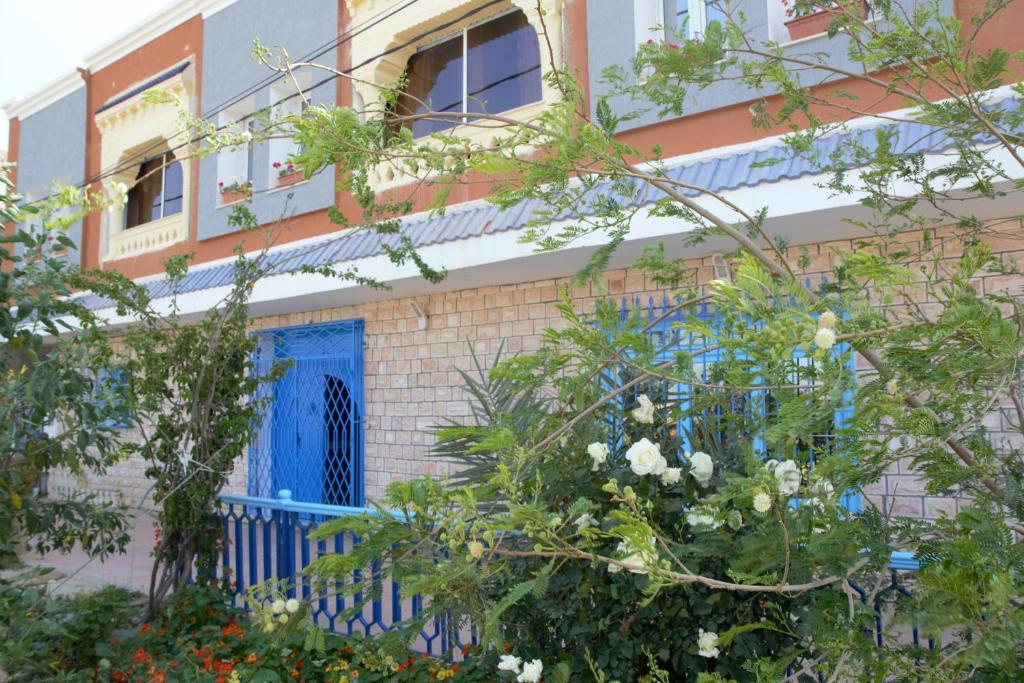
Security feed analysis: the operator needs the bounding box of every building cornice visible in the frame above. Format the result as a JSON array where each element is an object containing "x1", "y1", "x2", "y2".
[
  {"x1": 198, "y1": 0, "x2": 238, "y2": 18},
  {"x1": 85, "y1": 1, "x2": 204, "y2": 72},
  {"x1": 2, "y1": 70, "x2": 85, "y2": 122}
]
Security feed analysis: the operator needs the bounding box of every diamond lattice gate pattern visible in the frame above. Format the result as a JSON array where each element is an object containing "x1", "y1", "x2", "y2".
[{"x1": 249, "y1": 320, "x2": 365, "y2": 506}]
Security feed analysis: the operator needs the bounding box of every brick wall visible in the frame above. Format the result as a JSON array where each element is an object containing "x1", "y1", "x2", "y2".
[{"x1": 53, "y1": 219, "x2": 1024, "y2": 521}]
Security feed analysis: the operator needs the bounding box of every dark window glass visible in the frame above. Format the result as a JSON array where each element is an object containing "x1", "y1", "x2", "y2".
[
  {"x1": 126, "y1": 156, "x2": 164, "y2": 229},
  {"x1": 675, "y1": 0, "x2": 690, "y2": 28},
  {"x1": 395, "y1": 35, "x2": 463, "y2": 138},
  {"x1": 394, "y1": 10, "x2": 542, "y2": 138},
  {"x1": 124, "y1": 151, "x2": 182, "y2": 228},
  {"x1": 162, "y1": 155, "x2": 184, "y2": 217},
  {"x1": 466, "y1": 11, "x2": 541, "y2": 116},
  {"x1": 704, "y1": 1, "x2": 726, "y2": 28}
]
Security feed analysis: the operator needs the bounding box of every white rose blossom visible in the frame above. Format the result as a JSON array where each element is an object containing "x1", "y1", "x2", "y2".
[
  {"x1": 574, "y1": 512, "x2": 598, "y2": 529},
  {"x1": 753, "y1": 491, "x2": 773, "y2": 514},
  {"x1": 271, "y1": 599, "x2": 286, "y2": 614},
  {"x1": 661, "y1": 467, "x2": 682, "y2": 485},
  {"x1": 608, "y1": 539, "x2": 655, "y2": 575},
  {"x1": 814, "y1": 326, "x2": 837, "y2": 350},
  {"x1": 688, "y1": 451, "x2": 714, "y2": 486},
  {"x1": 587, "y1": 442, "x2": 609, "y2": 470},
  {"x1": 686, "y1": 509, "x2": 722, "y2": 529},
  {"x1": 517, "y1": 659, "x2": 544, "y2": 683},
  {"x1": 285, "y1": 598, "x2": 300, "y2": 614},
  {"x1": 810, "y1": 479, "x2": 834, "y2": 497},
  {"x1": 774, "y1": 460, "x2": 802, "y2": 497},
  {"x1": 626, "y1": 438, "x2": 667, "y2": 476},
  {"x1": 631, "y1": 393, "x2": 655, "y2": 424},
  {"x1": 698, "y1": 629, "x2": 720, "y2": 658},
  {"x1": 497, "y1": 654, "x2": 522, "y2": 672}
]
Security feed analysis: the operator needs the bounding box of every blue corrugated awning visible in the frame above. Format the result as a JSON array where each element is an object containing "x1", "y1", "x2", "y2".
[
  {"x1": 79, "y1": 109, "x2": 1007, "y2": 312},
  {"x1": 96, "y1": 61, "x2": 190, "y2": 114}
]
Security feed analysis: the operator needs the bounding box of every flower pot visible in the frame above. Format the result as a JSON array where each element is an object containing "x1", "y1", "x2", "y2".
[
  {"x1": 220, "y1": 188, "x2": 249, "y2": 204},
  {"x1": 277, "y1": 170, "x2": 303, "y2": 188},
  {"x1": 785, "y1": 2, "x2": 867, "y2": 41}
]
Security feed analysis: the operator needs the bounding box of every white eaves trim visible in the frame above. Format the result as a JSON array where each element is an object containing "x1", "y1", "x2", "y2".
[
  {"x1": 86, "y1": 1, "x2": 205, "y2": 72},
  {"x1": 198, "y1": 0, "x2": 239, "y2": 18},
  {"x1": 3, "y1": 70, "x2": 85, "y2": 122}
]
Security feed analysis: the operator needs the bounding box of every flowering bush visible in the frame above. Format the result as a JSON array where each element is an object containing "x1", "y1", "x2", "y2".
[
  {"x1": 272, "y1": 161, "x2": 298, "y2": 178},
  {"x1": 218, "y1": 180, "x2": 252, "y2": 196},
  {"x1": 98, "y1": 583, "x2": 500, "y2": 682}
]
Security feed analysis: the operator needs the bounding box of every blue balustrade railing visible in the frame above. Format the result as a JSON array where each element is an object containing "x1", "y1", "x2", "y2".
[
  {"x1": 217, "y1": 494, "x2": 926, "y2": 662},
  {"x1": 217, "y1": 489, "x2": 473, "y2": 657}
]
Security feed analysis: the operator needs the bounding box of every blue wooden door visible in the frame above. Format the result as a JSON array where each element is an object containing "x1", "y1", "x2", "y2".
[{"x1": 252, "y1": 320, "x2": 364, "y2": 507}]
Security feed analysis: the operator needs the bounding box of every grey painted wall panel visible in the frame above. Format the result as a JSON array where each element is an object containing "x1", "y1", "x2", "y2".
[
  {"x1": 15, "y1": 86, "x2": 87, "y2": 261},
  {"x1": 197, "y1": 0, "x2": 338, "y2": 241},
  {"x1": 588, "y1": 0, "x2": 953, "y2": 133}
]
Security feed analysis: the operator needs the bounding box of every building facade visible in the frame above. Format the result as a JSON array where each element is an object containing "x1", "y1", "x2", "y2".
[{"x1": 5, "y1": 0, "x2": 1024, "y2": 519}]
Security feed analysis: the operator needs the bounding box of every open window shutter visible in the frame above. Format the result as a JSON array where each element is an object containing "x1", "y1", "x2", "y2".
[{"x1": 634, "y1": 0, "x2": 665, "y2": 47}]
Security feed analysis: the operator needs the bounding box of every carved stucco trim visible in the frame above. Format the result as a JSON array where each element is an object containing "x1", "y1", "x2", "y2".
[
  {"x1": 96, "y1": 66, "x2": 197, "y2": 261},
  {"x1": 347, "y1": 0, "x2": 563, "y2": 191},
  {"x1": 347, "y1": 0, "x2": 563, "y2": 122}
]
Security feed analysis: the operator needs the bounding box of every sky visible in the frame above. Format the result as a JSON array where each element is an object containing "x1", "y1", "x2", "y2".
[{"x1": 0, "y1": 0, "x2": 172, "y2": 152}]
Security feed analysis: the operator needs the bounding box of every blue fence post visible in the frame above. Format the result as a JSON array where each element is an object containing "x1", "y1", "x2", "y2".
[{"x1": 276, "y1": 489, "x2": 296, "y2": 597}]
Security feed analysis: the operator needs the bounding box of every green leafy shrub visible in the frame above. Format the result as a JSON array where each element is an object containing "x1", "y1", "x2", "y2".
[
  {"x1": 97, "y1": 583, "x2": 500, "y2": 682},
  {"x1": 0, "y1": 577, "x2": 141, "y2": 680}
]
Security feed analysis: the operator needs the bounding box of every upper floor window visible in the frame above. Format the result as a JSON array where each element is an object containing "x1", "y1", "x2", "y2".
[
  {"x1": 216, "y1": 98, "x2": 255, "y2": 203},
  {"x1": 394, "y1": 9, "x2": 542, "y2": 138},
  {"x1": 671, "y1": 0, "x2": 726, "y2": 38},
  {"x1": 634, "y1": 0, "x2": 725, "y2": 45},
  {"x1": 125, "y1": 151, "x2": 183, "y2": 229}
]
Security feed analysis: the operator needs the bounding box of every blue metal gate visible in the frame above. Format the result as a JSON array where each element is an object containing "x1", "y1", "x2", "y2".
[
  {"x1": 609, "y1": 293, "x2": 859, "y2": 512},
  {"x1": 249, "y1": 319, "x2": 365, "y2": 506}
]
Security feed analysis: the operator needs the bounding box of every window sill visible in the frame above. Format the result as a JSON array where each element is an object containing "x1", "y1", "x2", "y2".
[
  {"x1": 105, "y1": 213, "x2": 187, "y2": 261},
  {"x1": 371, "y1": 98, "x2": 546, "y2": 192},
  {"x1": 267, "y1": 179, "x2": 310, "y2": 194}
]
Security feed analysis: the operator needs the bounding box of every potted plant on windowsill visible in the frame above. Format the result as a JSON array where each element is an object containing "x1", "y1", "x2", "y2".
[
  {"x1": 219, "y1": 180, "x2": 252, "y2": 204},
  {"x1": 274, "y1": 161, "x2": 303, "y2": 188},
  {"x1": 783, "y1": 0, "x2": 868, "y2": 42}
]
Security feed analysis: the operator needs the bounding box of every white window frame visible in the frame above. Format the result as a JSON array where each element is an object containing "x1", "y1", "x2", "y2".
[
  {"x1": 267, "y1": 74, "x2": 310, "y2": 189},
  {"x1": 634, "y1": 0, "x2": 719, "y2": 47},
  {"x1": 215, "y1": 96, "x2": 255, "y2": 203},
  {"x1": 407, "y1": 8, "x2": 543, "y2": 134}
]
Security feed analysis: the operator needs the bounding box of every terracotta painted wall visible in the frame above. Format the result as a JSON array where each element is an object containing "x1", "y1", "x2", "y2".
[{"x1": 81, "y1": 15, "x2": 205, "y2": 273}]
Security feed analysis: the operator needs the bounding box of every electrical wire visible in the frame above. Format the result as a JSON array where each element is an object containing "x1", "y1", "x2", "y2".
[{"x1": 21, "y1": 0, "x2": 422, "y2": 205}]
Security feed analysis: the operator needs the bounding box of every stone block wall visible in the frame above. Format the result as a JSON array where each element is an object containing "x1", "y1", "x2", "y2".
[{"x1": 52, "y1": 218, "x2": 1024, "y2": 523}]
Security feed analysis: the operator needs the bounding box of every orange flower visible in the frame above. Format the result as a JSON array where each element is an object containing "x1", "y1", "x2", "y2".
[
  {"x1": 139, "y1": 623, "x2": 152, "y2": 635},
  {"x1": 246, "y1": 653, "x2": 259, "y2": 664},
  {"x1": 133, "y1": 648, "x2": 152, "y2": 665},
  {"x1": 460, "y1": 644, "x2": 471, "y2": 659},
  {"x1": 221, "y1": 622, "x2": 245, "y2": 638}
]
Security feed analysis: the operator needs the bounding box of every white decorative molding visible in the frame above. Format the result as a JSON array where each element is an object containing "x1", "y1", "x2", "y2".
[
  {"x1": 107, "y1": 213, "x2": 189, "y2": 260},
  {"x1": 3, "y1": 70, "x2": 85, "y2": 122},
  {"x1": 95, "y1": 76, "x2": 194, "y2": 135},
  {"x1": 198, "y1": 0, "x2": 239, "y2": 18},
  {"x1": 85, "y1": 1, "x2": 203, "y2": 72},
  {"x1": 348, "y1": 0, "x2": 564, "y2": 191},
  {"x1": 98, "y1": 65, "x2": 196, "y2": 262}
]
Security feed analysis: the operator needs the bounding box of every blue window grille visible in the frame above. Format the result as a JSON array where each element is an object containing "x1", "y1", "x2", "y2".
[
  {"x1": 249, "y1": 319, "x2": 365, "y2": 507},
  {"x1": 95, "y1": 366, "x2": 133, "y2": 429},
  {"x1": 610, "y1": 294, "x2": 860, "y2": 512}
]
